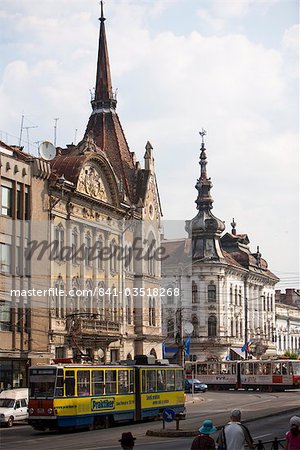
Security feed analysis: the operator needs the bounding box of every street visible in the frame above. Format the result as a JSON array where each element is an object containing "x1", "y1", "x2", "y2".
[{"x1": 1, "y1": 390, "x2": 299, "y2": 450}]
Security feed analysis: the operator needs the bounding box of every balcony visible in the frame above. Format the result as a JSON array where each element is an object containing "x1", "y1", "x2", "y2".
[{"x1": 77, "y1": 317, "x2": 120, "y2": 335}]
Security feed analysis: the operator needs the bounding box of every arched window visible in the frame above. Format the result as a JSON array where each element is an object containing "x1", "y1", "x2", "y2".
[
  {"x1": 97, "y1": 235, "x2": 104, "y2": 270},
  {"x1": 111, "y1": 284, "x2": 118, "y2": 321},
  {"x1": 110, "y1": 239, "x2": 117, "y2": 273},
  {"x1": 208, "y1": 315, "x2": 217, "y2": 337},
  {"x1": 236, "y1": 320, "x2": 239, "y2": 338},
  {"x1": 234, "y1": 286, "x2": 238, "y2": 305},
  {"x1": 231, "y1": 319, "x2": 234, "y2": 337},
  {"x1": 72, "y1": 228, "x2": 78, "y2": 264},
  {"x1": 147, "y1": 232, "x2": 155, "y2": 276},
  {"x1": 96, "y1": 281, "x2": 105, "y2": 320},
  {"x1": 238, "y1": 287, "x2": 242, "y2": 306},
  {"x1": 192, "y1": 315, "x2": 199, "y2": 337},
  {"x1": 86, "y1": 279, "x2": 93, "y2": 312},
  {"x1": 150, "y1": 348, "x2": 157, "y2": 358},
  {"x1": 230, "y1": 285, "x2": 233, "y2": 304},
  {"x1": 148, "y1": 297, "x2": 156, "y2": 326},
  {"x1": 192, "y1": 281, "x2": 198, "y2": 304},
  {"x1": 85, "y1": 233, "x2": 91, "y2": 266},
  {"x1": 55, "y1": 276, "x2": 64, "y2": 318},
  {"x1": 126, "y1": 295, "x2": 132, "y2": 324},
  {"x1": 55, "y1": 224, "x2": 65, "y2": 261},
  {"x1": 208, "y1": 281, "x2": 216, "y2": 302}
]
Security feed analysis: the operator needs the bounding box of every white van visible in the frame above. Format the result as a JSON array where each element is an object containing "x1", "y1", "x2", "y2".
[{"x1": 0, "y1": 388, "x2": 29, "y2": 427}]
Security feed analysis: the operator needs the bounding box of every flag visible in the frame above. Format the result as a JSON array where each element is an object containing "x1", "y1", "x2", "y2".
[
  {"x1": 184, "y1": 336, "x2": 191, "y2": 357},
  {"x1": 242, "y1": 341, "x2": 252, "y2": 352},
  {"x1": 162, "y1": 341, "x2": 166, "y2": 358}
]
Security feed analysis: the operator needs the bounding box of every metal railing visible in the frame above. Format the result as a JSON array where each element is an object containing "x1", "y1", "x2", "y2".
[{"x1": 254, "y1": 437, "x2": 285, "y2": 449}]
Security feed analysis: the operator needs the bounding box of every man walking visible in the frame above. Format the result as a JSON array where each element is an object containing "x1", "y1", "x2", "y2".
[{"x1": 217, "y1": 409, "x2": 254, "y2": 450}]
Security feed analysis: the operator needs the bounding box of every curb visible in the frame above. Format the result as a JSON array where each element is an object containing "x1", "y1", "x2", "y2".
[{"x1": 146, "y1": 406, "x2": 300, "y2": 438}]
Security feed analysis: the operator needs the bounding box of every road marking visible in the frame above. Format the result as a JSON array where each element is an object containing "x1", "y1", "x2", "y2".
[{"x1": 82, "y1": 439, "x2": 184, "y2": 450}]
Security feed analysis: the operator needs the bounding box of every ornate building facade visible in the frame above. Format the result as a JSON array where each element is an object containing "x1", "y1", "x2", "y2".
[
  {"x1": 162, "y1": 135, "x2": 279, "y2": 362},
  {"x1": 47, "y1": 7, "x2": 162, "y2": 362}
]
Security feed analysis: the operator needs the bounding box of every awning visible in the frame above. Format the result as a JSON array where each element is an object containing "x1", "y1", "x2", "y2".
[{"x1": 230, "y1": 347, "x2": 245, "y2": 360}]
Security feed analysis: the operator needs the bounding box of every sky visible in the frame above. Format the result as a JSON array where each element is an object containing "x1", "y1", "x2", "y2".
[{"x1": 0, "y1": 0, "x2": 299, "y2": 289}]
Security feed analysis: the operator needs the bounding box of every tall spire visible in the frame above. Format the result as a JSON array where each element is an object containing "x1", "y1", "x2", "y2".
[
  {"x1": 92, "y1": 1, "x2": 117, "y2": 111},
  {"x1": 195, "y1": 129, "x2": 214, "y2": 211}
]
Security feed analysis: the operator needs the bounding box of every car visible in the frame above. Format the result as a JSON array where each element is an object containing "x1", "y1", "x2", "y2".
[
  {"x1": 185, "y1": 378, "x2": 208, "y2": 393},
  {"x1": 0, "y1": 388, "x2": 29, "y2": 427}
]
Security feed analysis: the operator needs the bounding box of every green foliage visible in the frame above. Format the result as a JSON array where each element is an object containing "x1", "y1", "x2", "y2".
[{"x1": 283, "y1": 351, "x2": 298, "y2": 359}]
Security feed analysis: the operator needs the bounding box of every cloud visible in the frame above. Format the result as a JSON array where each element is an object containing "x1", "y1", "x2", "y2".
[
  {"x1": 0, "y1": 0, "x2": 298, "y2": 284},
  {"x1": 282, "y1": 24, "x2": 299, "y2": 52}
]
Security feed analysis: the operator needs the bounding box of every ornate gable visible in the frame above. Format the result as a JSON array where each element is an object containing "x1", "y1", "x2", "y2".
[{"x1": 77, "y1": 163, "x2": 109, "y2": 202}]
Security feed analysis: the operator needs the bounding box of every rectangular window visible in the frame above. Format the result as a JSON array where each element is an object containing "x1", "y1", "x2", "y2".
[
  {"x1": 146, "y1": 370, "x2": 157, "y2": 393},
  {"x1": 157, "y1": 370, "x2": 166, "y2": 391},
  {"x1": 65, "y1": 370, "x2": 75, "y2": 397},
  {"x1": 1, "y1": 183, "x2": 13, "y2": 217},
  {"x1": 118, "y1": 370, "x2": 130, "y2": 394},
  {"x1": 92, "y1": 370, "x2": 104, "y2": 395},
  {"x1": 0, "y1": 243, "x2": 11, "y2": 274},
  {"x1": 166, "y1": 370, "x2": 175, "y2": 391},
  {"x1": 105, "y1": 370, "x2": 117, "y2": 394},
  {"x1": 0, "y1": 301, "x2": 12, "y2": 331},
  {"x1": 175, "y1": 370, "x2": 184, "y2": 391},
  {"x1": 17, "y1": 185, "x2": 22, "y2": 220},
  {"x1": 77, "y1": 370, "x2": 90, "y2": 396},
  {"x1": 55, "y1": 368, "x2": 64, "y2": 397},
  {"x1": 24, "y1": 186, "x2": 30, "y2": 220}
]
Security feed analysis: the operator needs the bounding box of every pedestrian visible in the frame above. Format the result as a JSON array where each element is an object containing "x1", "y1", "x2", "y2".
[
  {"x1": 217, "y1": 409, "x2": 254, "y2": 450},
  {"x1": 285, "y1": 416, "x2": 300, "y2": 450},
  {"x1": 191, "y1": 419, "x2": 217, "y2": 450},
  {"x1": 119, "y1": 432, "x2": 136, "y2": 450}
]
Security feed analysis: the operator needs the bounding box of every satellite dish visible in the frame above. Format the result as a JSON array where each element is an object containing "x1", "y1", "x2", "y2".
[
  {"x1": 184, "y1": 322, "x2": 194, "y2": 336},
  {"x1": 38, "y1": 141, "x2": 56, "y2": 160}
]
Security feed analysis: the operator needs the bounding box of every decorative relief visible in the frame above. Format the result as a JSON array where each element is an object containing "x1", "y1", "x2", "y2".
[{"x1": 78, "y1": 164, "x2": 107, "y2": 201}]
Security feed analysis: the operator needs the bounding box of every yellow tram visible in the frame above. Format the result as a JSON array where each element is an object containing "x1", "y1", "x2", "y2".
[{"x1": 28, "y1": 356, "x2": 185, "y2": 431}]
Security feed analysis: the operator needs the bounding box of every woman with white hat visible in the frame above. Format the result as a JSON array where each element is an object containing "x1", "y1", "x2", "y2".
[
  {"x1": 285, "y1": 416, "x2": 300, "y2": 449},
  {"x1": 191, "y1": 419, "x2": 217, "y2": 450}
]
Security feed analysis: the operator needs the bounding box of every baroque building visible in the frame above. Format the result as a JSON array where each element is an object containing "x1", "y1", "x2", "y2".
[
  {"x1": 275, "y1": 289, "x2": 300, "y2": 355},
  {"x1": 162, "y1": 135, "x2": 279, "y2": 362}
]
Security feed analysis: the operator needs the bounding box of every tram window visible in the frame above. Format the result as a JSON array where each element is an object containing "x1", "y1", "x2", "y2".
[
  {"x1": 272, "y1": 364, "x2": 281, "y2": 375},
  {"x1": 175, "y1": 370, "x2": 183, "y2": 390},
  {"x1": 208, "y1": 363, "x2": 219, "y2": 375},
  {"x1": 92, "y1": 370, "x2": 104, "y2": 395},
  {"x1": 166, "y1": 370, "x2": 175, "y2": 391},
  {"x1": 157, "y1": 370, "x2": 166, "y2": 391},
  {"x1": 221, "y1": 364, "x2": 229, "y2": 374},
  {"x1": 198, "y1": 364, "x2": 208, "y2": 375},
  {"x1": 129, "y1": 370, "x2": 134, "y2": 393},
  {"x1": 146, "y1": 370, "x2": 157, "y2": 393},
  {"x1": 244, "y1": 363, "x2": 253, "y2": 375},
  {"x1": 118, "y1": 370, "x2": 129, "y2": 394},
  {"x1": 77, "y1": 370, "x2": 90, "y2": 396},
  {"x1": 292, "y1": 362, "x2": 300, "y2": 376},
  {"x1": 55, "y1": 369, "x2": 64, "y2": 397},
  {"x1": 232, "y1": 364, "x2": 236, "y2": 375},
  {"x1": 65, "y1": 370, "x2": 75, "y2": 397},
  {"x1": 105, "y1": 370, "x2": 117, "y2": 394},
  {"x1": 254, "y1": 363, "x2": 263, "y2": 375}
]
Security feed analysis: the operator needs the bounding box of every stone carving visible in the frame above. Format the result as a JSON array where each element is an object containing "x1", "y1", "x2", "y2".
[{"x1": 78, "y1": 164, "x2": 107, "y2": 201}]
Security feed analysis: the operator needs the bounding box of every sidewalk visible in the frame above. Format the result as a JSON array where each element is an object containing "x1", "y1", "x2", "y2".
[{"x1": 146, "y1": 395, "x2": 300, "y2": 437}]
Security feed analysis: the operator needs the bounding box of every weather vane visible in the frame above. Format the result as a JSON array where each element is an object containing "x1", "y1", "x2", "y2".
[{"x1": 199, "y1": 128, "x2": 207, "y2": 144}]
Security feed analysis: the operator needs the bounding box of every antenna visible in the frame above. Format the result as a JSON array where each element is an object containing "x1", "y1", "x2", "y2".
[
  {"x1": 23, "y1": 125, "x2": 38, "y2": 152},
  {"x1": 54, "y1": 118, "x2": 59, "y2": 146},
  {"x1": 38, "y1": 141, "x2": 56, "y2": 160},
  {"x1": 19, "y1": 114, "x2": 24, "y2": 147}
]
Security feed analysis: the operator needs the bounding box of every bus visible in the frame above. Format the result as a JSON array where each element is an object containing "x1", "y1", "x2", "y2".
[
  {"x1": 185, "y1": 359, "x2": 300, "y2": 391},
  {"x1": 28, "y1": 356, "x2": 185, "y2": 431}
]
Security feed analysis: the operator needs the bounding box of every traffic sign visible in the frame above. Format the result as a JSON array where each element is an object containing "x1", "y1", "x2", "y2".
[{"x1": 162, "y1": 408, "x2": 176, "y2": 423}]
